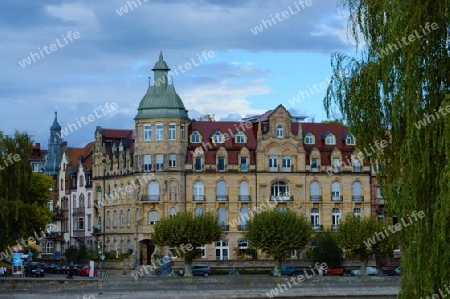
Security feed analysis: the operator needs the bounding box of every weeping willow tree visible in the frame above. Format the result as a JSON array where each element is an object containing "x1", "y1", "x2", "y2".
[
  {"x1": 324, "y1": 0, "x2": 449, "y2": 297},
  {"x1": 0, "y1": 131, "x2": 52, "y2": 257}
]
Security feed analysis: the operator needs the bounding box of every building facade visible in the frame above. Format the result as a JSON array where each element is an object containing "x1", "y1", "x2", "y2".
[{"x1": 91, "y1": 53, "x2": 373, "y2": 266}]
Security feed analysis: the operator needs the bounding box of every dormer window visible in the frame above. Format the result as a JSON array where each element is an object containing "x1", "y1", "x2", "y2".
[
  {"x1": 235, "y1": 132, "x2": 246, "y2": 143},
  {"x1": 304, "y1": 133, "x2": 315, "y2": 145},
  {"x1": 325, "y1": 134, "x2": 336, "y2": 145},
  {"x1": 346, "y1": 135, "x2": 355, "y2": 145},
  {"x1": 213, "y1": 131, "x2": 224, "y2": 144},
  {"x1": 191, "y1": 131, "x2": 201, "y2": 143},
  {"x1": 277, "y1": 125, "x2": 283, "y2": 138}
]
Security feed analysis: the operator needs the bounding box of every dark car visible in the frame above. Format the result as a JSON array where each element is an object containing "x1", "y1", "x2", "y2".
[
  {"x1": 323, "y1": 266, "x2": 346, "y2": 276},
  {"x1": 270, "y1": 266, "x2": 296, "y2": 276},
  {"x1": 27, "y1": 263, "x2": 44, "y2": 277},
  {"x1": 191, "y1": 264, "x2": 211, "y2": 277},
  {"x1": 47, "y1": 264, "x2": 61, "y2": 274},
  {"x1": 384, "y1": 266, "x2": 401, "y2": 276}
]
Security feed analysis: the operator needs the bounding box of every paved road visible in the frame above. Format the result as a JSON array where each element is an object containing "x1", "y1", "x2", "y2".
[{"x1": 0, "y1": 274, "x2": 400, "y2": 299}]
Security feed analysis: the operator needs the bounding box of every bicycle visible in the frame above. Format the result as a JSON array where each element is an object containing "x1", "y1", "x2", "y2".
[
  {"x1": 228, "y1": 267, "x2": 240, "y2": 276},
  {"x1": 96, "y1": 270, "x2": 110, "y2": 279}
]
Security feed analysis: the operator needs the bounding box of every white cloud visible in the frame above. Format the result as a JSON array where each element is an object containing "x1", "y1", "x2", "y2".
[{"x1": 43, "y1": 3, "x2": 98, "y2": 26}]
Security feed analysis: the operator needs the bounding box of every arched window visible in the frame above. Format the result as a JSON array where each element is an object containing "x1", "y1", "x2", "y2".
[
  {"x1": 310, "y1": 181, "x2": 321, "y2": 200},
  {"x1": 325, "y1": 133, "x2": 336, "y2": 145},
  {"x1": 194, "y1": 207, "x2": 203, "y2": 216},
  {"x1": 304, "y1": 133, "x2": 315, "y2": 144},
  {"x1": 193, "y1": 181, "x2": 204, "y2": 200},
  {"x1": 217, "y1": 208, "x2": 228, "y2": 230},
  {"x1": 148, "y1": 210, "x2": 160, "y2": 224},
  {"x1": 332, "y1": 208, "x2": 340, "y2": 229},
  {"x1": 270, "y1": 181, "x2": 290, "y2": 201},
  {"x1": 311, "y1": 208, "x2": 320, "y2": 229},
  {"x1": 213, "y1": 131, "x2": 223, "y2": 144},
  {"x1": 216, "y1": 181, "x2": 227, "y2": 200},
  {"x1": 352, "y1": 181, "x2": 362, "y2": 201},
  {"x1": 120, "y1": 210, "x2": 124, "y2": 226},
  {"x1": 353, "y1": 207, "x2": 362, "y2": 217},
  {"x1": 148, "y1": 181, "x2": 160, "y2": 201},
  {"x1": 235, "y1": 132, "x2": 246, "y2": 143},
  {"x1": 106, "y1": 211, "x2": 111, "y2": 227},
  {"x1": 113, "y1": 211, "x2": 118, "y2": 227},
  {"x1": 191, "y1": 131, "x2": 201, "y2": 143},
  {"x1": 46, "y1": 241, "x2": 54, "y2": 254},
  {"x1": 239, "y1": 208, "x2": 250, "y2": 230},
  {"x1": 277, "y1": 125, "x2": 283, "y2": 138},
  {"x1": 170, "y1": 207, "x2": 177, "y2": 217},
  {"x1": 79, "y1": 194, "x2": 85, "y2": 208},
  {"x1": 238, "y1": 239, "x2": 249, "y2": 257},
  {"x1": 331, "y1": 182, "x2": 340, "y2": 201},
  {"x1": 239, "y1": 181, "x2": 250, "y2": 201},
  {"x1": 353, "y1": 158, "x2": 361, "y2": 172},
  {"x1": 215, "y1": 239, "x2": 229, "y2": 260}
]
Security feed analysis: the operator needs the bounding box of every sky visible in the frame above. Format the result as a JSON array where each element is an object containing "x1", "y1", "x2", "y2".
[{"x1": 0, "y1": 0, "x2": 357, "y2": 148}]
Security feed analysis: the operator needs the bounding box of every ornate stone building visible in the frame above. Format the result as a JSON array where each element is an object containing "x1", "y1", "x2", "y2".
[{"x1": 92, "y1": 53, "x2": 373, "y2": 266}]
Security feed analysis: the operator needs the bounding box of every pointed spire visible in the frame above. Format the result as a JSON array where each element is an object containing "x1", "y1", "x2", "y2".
[
  {"x1": 51, "y1": 111, "x2": 61, "y2": 132},
  {"x1": 159, "y1": 51, "x2": 163, "y2": 61}
]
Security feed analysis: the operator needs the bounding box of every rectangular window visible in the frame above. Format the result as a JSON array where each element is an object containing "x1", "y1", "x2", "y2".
[
  {"x1": 156, "y1": 154, "x2": 164, "y2": 171},
  {"x1": 144, "y1": 154, "x2": 152, "y2": 171},
  {"x1": 269, "y1": 155, "x2": 278, "y2": 171},
  {"x1": 127, "y1": 209, "x2": 131, "y2": 226},
  {"x1": 87, "y1": 215, "x2": 91, "y2": 231},
  {"x1": 311, "y1": 158, "x2": 319, "y2": 171},
  {"x1": 236, "y1": 133, "x2": 245, "y2": 143},
  {"x1": 197, "y1": 244, "x2": 206, "y2": 258},
  {"x1": 333, "y1": 158, "x2": 340, "y2": 172},
  {"x1": 156, "y1": 123, "x2": 164, "y2": 140},
  {"x1": 181, "y1": 124, "x2": 185, "y2": 140},
  {"x1": 195, "y1": 157, "x2": 202, "y2": 171},
  {"x1": 169, "y1": 154, "x2": 176, "y2": 168},
  {"x1": 282, "y1": 156, "x2": 291, "y2": 171},
  {"x1": 144, "y1": 125, "x2": 152, "y2": 141},
  {"x1": 78, "y1": 217, "x2": 84, "y2": 230},
  {"x1": 169, "y1": 123, "x2": 176, "y2": 140},
  {"x1": 277, "y1": 125, "x2": 283, "y2": 138},
  {"x1": 240, "y1": 157, "x2": 248, "y2": 172},
  {"x1": 217, "y1": 157, "x2": 225, "y2": 172}
]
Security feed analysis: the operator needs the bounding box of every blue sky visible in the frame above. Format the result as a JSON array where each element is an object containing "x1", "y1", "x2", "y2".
[{"x1": 0, "y1": 0, "x2": 355, "y2": 147}]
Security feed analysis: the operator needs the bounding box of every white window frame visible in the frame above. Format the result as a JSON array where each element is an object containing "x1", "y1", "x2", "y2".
[
  {"x1": 144, "y1": 154, "x2": 152, "y2": 171},
  {"x1": 304, "y1": 134, "x2": 315, "y2": 144},
  {"x1": 235, "y1": 132, "x2": 246, "y2": 143},
  {"x1": 346, "y1": 135, "x2": 355, "y2": 145},
  {"x1": 326, "y1": 134, "x2": 336, "y2": 145},
  {"x1": 144, "y1": 124, "x2": 152, "y2": 141},
  {"x1": 269, "y1": 155, "x2": 278, "y2": 171},
  {"x1": 311, "y1": 208, "x2": 320, "y2": 227},
  {"x1": 181, "y1": 124, "x2": 185, "y2": 140},
  {"x1": 156, "y1": 154, "x2": 163, "y2": 171},
  {"x1": 191, "y1": 131, "x2": 200, "y2": 143},
  {"x1": 276, "y1": 125, "x2": 283, "y2": 138},
  {"x1": 332, "y1": 208, "x2": 340, "y2": 228},
  {"x1": 214, "y1": 132, "x2": 223, "y2": 144},
  {"x1": 156, "y1": 123, "x2": 164, "y2": 141},
  {"x1": 168, "y1": 123, "x2": 176, "y2": 140},
  {"x1": 282, "y1": 155, "x2": 291, "y2": 171},
  {"x1": 169, "y1": 154, "x2": 176, "y2": 168}
]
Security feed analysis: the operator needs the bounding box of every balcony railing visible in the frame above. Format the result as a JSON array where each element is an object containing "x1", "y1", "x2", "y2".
[
  {"x1": 220, "y1": 224, "x2": 230, "y2": 231},
  {"x1": 45, "y1": 231, "x2": 65, "y2": 240},
  {"x1": 352, "y1": 195, "x2": 364, "y2": 201},
  {"x1": 216, "y1": 195, "x2": 228, "y2": 201},
  {"x1": 270, "y1": 195, "x2": 294, "y2": 201},
  {"x1": 282, "y1": 166, "x2": 291, "y2": 172},
  {"x1": 141, "y1": 195, "x2": 160, "y2": 201},
  {"x1": 269, "y1": 166, "x2": 278, "y2": 172},
  {"x1": 193, "y1": 195, "x2": 205, "y2": 201},
  {"x1": 310, "y1": 195, "x2": 322, "y2": 201},
  {"x1": 238, "y1": 225, "x2": 247, "y2": 231},
  {"x1": 92, "y1": 227, "x2": 101, "y2": 234},
  {"x1": 239, "y1": 195, "x2": 251, "y2": 201},
  {"x1": 331, "y1": 195, "x2": 342, "y2": 202},
  {"x1": 311, "y1": 224, "x2": 323, "y2": 231},
  {"x1": 377, "y1": 197, "x2": 385, "y2": 205}
]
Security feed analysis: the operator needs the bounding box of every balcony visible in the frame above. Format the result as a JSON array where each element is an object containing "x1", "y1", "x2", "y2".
[
  {"x1": 270, "y1": 195, "x2": 293, "y2": 201},
  {"x1": 239, "y1": 195, "x2": 251, "y2": 201},
  {"x1": 141, "y1": 195, "x2": 160, "y2": 201},
  {"x1": 310, "y1": 195, "x2": 322, "y2": 201},
  {"x1": 311, "y1": 225, "x2": 323, "y2": 231},
  {"x1": 269, "y1": 166, "x2": 278, "y2": 172},
  {"x1": 282, "y1": 166, "x2": 291, "y2": 172},
  {"x1": 240, "y1": 164, "x2": 248, "y2": 172},
  {"x1": 45, "y1": 231, "x2": 65, "y2": 241},
  {"x1": 193, "y1": 195, "x2": 205, "y2": 201},
  {"x1": 92, "y1": 227, "x2": 101, "y2": 234},
  {"x1": 331, "y1": 195, "x2": 342, "y2": 202},
  {"x1": 238, "y1": 225, "x2": 247, "y2": 231},
  {"x1": 216, "y1": 195, "x2": 228, "y2": 201},
  {"x1": 377, "y1": 197, "x2": 385, "y2": 205},
  {"x1": 73, "y1": 207, "x2": 85, "y2": 215},
  {"x1": 220, "y1": 224, "x2": 230, "y2": 231},
  {"x1": 311, "y1": 166, "x2": 320, "y2": 172},
  {"x1": 352, "y1": 195, "x2": 364, "y2": 202},
  {"x1": 53, "y1": 209, "x2": 65, "y2": 220}
]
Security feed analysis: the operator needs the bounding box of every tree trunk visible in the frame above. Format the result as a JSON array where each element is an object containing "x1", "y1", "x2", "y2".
[
  {"x1": 274, "y1": 260, "x2": 282, "y2": 276},
  {"x1": 184, "y1": 257, "x2": 193, "y2": 276}
]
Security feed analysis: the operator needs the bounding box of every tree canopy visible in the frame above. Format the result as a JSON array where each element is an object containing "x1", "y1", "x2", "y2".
[
  {"x1": 310, "y1": 231, "x2": 343, "y2": 268},
  {"x1": 245, "y1": 210, "x2": 312, "y2": 276},
  {"x1": 151, "y1": 212, "x2": 222, "y2": 275},
  {"x1": 0, "y1": 131, "x2": 52, "y2": 257},
  {"x1": 324, "y1": 0, "x2": 449, "y2": 295}
]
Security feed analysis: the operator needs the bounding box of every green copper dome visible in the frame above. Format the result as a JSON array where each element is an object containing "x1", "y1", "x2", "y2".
[{"x1": 135, "y1": 53, "x2": 189, "y2": 120}]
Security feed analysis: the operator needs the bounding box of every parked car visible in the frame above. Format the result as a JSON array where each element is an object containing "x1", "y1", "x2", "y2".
[
  {"x1": 351, "y1": 266, "x2": 379, "y2": 276},
  {"x1": 270, "y1": 266, "x2": 296, "y2": 276},
  {"x1": 26, "y1": 263, "x2": 44, "y2": 277},
  {"x1": 191, "y1": 264, "x2": 211, "y2": 277},
  {"x1": 47, "y1": 264, "x2": 62, "y2": 274},
  {"x1": 384, "y1": 266, "x2": 401, "y2": 276},
  {"x1": 323, "y1": 266, "x2": 346, "y2": 276},
  {"x1": 78, "y1": 266, "x2": 98, "y2": 277}
]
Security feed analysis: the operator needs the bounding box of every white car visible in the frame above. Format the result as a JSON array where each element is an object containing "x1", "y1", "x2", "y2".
[{"x1": 351, "y1": 266, "x2": 379, "y2": 276}]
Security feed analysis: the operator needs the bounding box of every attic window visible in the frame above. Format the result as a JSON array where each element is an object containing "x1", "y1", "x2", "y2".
[
  {"x1": 235, "y1": 132, "x2": 246, "y2": 143},
  {"x1": 213, "y1": 131, "x2": 224, "y2": 144},
  {"x1": 325, "y1": 134, "x2": 336, "y2": 145},
  {"x1": 276, "y1": 125, "x2": 283, "y2": 138},
  {"x1": 191, "y1": 131, "x2": 201, "y2": 143},
  {"x1": 304, "y1": 134, "x2": 315, "y2": 145},
  {"x1": 346, "y1": 135, "x2": 355, "y2": 145}
]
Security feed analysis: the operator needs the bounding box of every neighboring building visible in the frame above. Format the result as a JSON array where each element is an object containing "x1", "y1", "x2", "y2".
[
  {"x1": 29, "y1": 143, "x2": 46, "y2": 173},
  {"x1": 91, "y1": 53, "x2": 373, "y2": 266}
]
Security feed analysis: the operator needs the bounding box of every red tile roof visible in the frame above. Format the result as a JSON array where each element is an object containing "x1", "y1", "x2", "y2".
[{"x1": 101, "y1": 129, "x2": 134, "y2": 139}]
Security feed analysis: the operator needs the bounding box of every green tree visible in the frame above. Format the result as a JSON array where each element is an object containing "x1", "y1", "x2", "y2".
[
  {"x1": 310, "y1": 231, "x2": 343, "y2": 268},
  {"x1": 337, "y1": 214, "x2": 393, "y2": 275},
  {"x1": 324, "y1": 0, "x2": 449, "y2": 295},
  {"x1": 151, "y1": 212, "x2": 222, "y2": 276},
  {"x1": 0, "y1": 131, "x2": 52, "y2": 255},
  {"x1": 245, "y1": 210, "x2": 312, "y2": 276}
]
